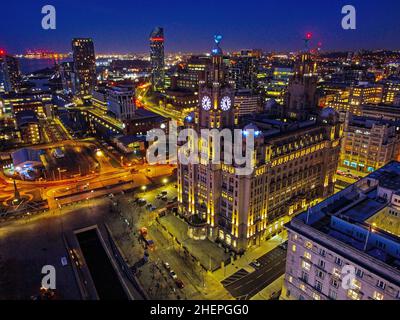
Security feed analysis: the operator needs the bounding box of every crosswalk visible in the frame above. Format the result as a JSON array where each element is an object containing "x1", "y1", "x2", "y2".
[{"x1": 221, "y1": 269, "x2": 249, "y2": 287}]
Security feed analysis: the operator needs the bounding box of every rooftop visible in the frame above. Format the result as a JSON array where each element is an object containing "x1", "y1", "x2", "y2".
[{"x1": 291, "y1": 162, "x2": 400, "y2": 273}]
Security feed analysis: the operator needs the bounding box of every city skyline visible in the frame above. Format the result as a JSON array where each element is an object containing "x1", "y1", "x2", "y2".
[{"x1": 1, "y1": 0, "x2": 400, "y2": 54}]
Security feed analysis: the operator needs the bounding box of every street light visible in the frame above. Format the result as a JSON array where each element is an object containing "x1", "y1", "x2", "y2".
[
  {"x1": 141, "y1": 186, "x2": 147, "y2": 191},
  {"x1": 162, "y1": 178, "x2": 168, "y2": 185}
]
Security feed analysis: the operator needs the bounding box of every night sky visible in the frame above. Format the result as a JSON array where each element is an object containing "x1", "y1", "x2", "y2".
[{"x1": 1, "y1": 0, "x2": 399, "y2": 54}]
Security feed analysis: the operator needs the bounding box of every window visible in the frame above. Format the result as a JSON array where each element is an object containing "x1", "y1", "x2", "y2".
[
  {"x1": 319, "y1": 248, "x2": 326, "y2": 257},
  {"x1": 318, "y1": 259, "x2": 326, "y2": 269},
  {"x1": 373, "y1": 291, "x2": 384, "y2": 301},
  {"x1": 352, "y1": 279, "x2": 362, "y2": 291},
  {"x1": 377, "y1": 280, "x2": 386, "y2": 290},
  {"x1": 355, "y1": 268, "x2": 364, "y2": 278},
  {"x1": 302, "y1": 261, "x2": 311, "y2": 272},
  {"x1": 288, "y1": 276, "x2": 293, "y2": 284},
  {"x1": 315, "y1": 280, "x2": 323, "y2": 292},
  {"x1": 292, "y1": 244, "x2": 297, "y2": 252},
  {"x1": 304, "y1": 251, "x2": 312, "y2": 260},
  {"x1": 330, "y1": 278, "x2": 339, "y2": 289},
  {"x1": 347, "y1": 289, "x2": 361, "y2": 300},
  {"x1": 312, "y1": 293, "x2": 321, "y2": 300},
  {"x1": 335, "y1": 257, "x2": 343, "y2": 266},
  {"x1": 305, "y1": 241, "x2": 313, "y2": 249},
  {"x1": 316, "y1": 270, "x2": 325, "y2": 280},
  {"x1": 301, "y1": 272, "x2": 309, "y2": 283},
  {"x1": 332, "y1": 268, "x2": 341, "y2": 278},
  {"x1": 329, "y1": 289, "x2": 337, "y2": 300},
  {"x1": 300, "y1": 284, "x2": 306, "y2": 292}
]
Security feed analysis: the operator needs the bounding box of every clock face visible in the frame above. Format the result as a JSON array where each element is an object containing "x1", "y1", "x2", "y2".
[
  {"x1": 201, "y1": 95, "x2": 212, "y2": 111},
  {"x1": 221, "y1": 96, "x2": 232, "y2": 111}
]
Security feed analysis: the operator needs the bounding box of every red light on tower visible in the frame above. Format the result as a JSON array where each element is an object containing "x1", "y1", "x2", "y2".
[
  {"x1": 0, "y1": 49, "x2": 5, "y2": 56},
  {"x1": 306, "y1": 32, "x2": 313, "y2": 40}
]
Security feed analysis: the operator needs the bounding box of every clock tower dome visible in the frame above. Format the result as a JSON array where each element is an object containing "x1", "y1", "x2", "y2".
[{"x1": 196, "y1": 35, "x2": 236, "y2": 129}]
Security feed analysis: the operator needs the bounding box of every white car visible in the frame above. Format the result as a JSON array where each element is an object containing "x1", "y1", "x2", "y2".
[{"x1": 169, "y1": 270, "x2": 178, "y2": 279}]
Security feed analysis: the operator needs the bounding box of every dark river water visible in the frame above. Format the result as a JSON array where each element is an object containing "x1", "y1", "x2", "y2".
[{"x1": 19, "y1": 58, "x2": 71, "y2": 74}]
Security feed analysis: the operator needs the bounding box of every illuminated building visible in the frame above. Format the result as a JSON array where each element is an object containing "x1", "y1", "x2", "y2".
[
  {"x1": 177, "y1": 37, "x2": 342, "y2": 252},
  {"x1": 92, "y1": 89, "x2": 108, "y2": 111},
  {"x1": 150, "y1": 27, "x2": 165, "y2": 92},
  {"x1": 324, "y1": 83, "x2": 384, "y2": 116},
  {"x1": 59, "y1": 61, "x2": 76, "y2": 94},
  {"x1": 106, "y1": 85, "x2": 136, "y2": 121},
  {"x1": 72, "y1": 38, "x2": 96, "y2": 96},
  {"x1": 362, "y1": 104, "x2": 400, "y2": 121},
  {"x1": 170, "y1": 56, "x2": 211, "y2": 92},
  {"x1": 0, "y1": 53, "x2": 22, "y2": 93},
  {"x1": 15, "y1": 110, "x2": 41, "y2": 145},
  {"x1": 340, "y1": 113, "x2": 400, "y2": 174},
  {"x1": 234, "y1": 89, "x2": 262, "y2": 116},
  {"x1": 285, "y1": 52, "x2": 318, "y2": 120},
  {"x1": 262, "y1": 67, "x2": 294, "y2": 104},
  {"x1": 282, "y1": 162, "x2": 400, "y2": 301},
  {"x1": 1, "y1": 91, "x2": 52, "y2": 118},
  {"x1": 228, "y1": 55, "x2": 259, "y2": 92},
  {"x1": 164, "y1": 89, "x2": 198, "y2": 111},
  {"x1": 381, "y1": 77, "x2": 400, "y2": 105}
]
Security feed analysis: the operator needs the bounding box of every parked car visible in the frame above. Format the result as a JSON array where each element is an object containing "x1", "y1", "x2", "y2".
[
  {"x1": 163, "y1": 262, "x2": 171, "y2": 271},
  {"x1": 175, "y1": 279, "x2": 184, "y2": 289},
  {"x1": 161, "y1": 191, "x2": 168, "y2": 195},
  {"x1": 169, "y1": 270, "x2": 178, "y2": 279},
  {"x1": 252, "y1": 260, "x2": 261, "y2": 268},
  {"x1": 161, "y1": 196, "x2": 168, "y2": 201}
]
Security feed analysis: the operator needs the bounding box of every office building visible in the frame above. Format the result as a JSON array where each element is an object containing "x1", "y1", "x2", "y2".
[
  {"x1": 340, "y1": 113, "x2": 400, "y2": 174},
  {"x1": 177, "y1": 39, "x2": 342, "y2": 252},
  {"x1": 282, "y1": 161, "x2": 400, "y2": 300},
  {"x1": 15, "y1": 110, "x2": 41, "y2": 145},
  {"x1": 235, "y1": 89, "x2": 262, "y2": 116},
  {"x1": 106, "y1": 85, "x2": 136, "y2": 121}
]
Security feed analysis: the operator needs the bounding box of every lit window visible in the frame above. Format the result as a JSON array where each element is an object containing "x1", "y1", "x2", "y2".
[
  {"x1": 313, "y1": 293, "x2": 321, "y2": 300},
  {"x1": 305, "y1": 241, "x2": 313, "y2": 249},
  {"x1": 347, "y1": 289, "x2": 361, "y2": 300},
  {"x1": 373, "y1": 291, "x2": 384, "y2": 301},
  {"x1": 304, "y1": 251, "x2": 312, "y2": 260},
  {"x1": 302, "y1": 261, "x2": 311, "y2": 271},
  {"x1": 292, "y1": 244, "x2": 297, "y2": 252}
]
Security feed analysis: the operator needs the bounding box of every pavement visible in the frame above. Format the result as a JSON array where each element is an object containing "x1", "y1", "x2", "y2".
[{"x1": 220, "y1": 245, "x2": 287, "y2": 300}]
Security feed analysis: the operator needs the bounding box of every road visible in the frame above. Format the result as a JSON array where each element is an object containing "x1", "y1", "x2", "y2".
[{"x1": 223, "y1": 246, "x2": 287, "y2": 300}]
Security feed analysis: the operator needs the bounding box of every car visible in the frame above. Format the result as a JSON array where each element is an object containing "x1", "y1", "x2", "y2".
[
  {"x1": 161, "y1": 191, "x2": 168, "y2": 195},
  {"x1": 279, "y1": 241, "x2": 288, "y2": 250},
  {"x1": 169, "y1": 270, "x2": 178, "y2": 279},
  {"x1": 161, "y1": 196, "x2": 168, "y2": 201},
  {"x1": 175, "y1": 279, "x2": 184, "y2": 289},
  {"x1": 163, "y1": 262, "x2": 171, "y2": 271},
  {"x1": 252, "y1": 260, "x2": 261, "y2": 268}
]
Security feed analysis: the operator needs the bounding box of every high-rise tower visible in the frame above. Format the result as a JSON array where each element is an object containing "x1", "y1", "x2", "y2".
[
  {"x1": 150, "y1": 27, "x2": 165, "y2": 92},
  {"x1": 72, "y1": 38, "x2": 96, "y2": 96},
  {"x1": 0, "y1": 52, "x2": 22, "y2": 93}
]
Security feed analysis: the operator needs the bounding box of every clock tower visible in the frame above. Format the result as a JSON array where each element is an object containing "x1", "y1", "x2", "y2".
[{"x1": 196, "y1": 35, "x2": 236, "y2": 129}]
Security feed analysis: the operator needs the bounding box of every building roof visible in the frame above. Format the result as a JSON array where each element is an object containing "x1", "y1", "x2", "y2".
[
  {"x1": 15, "y1": 110, "x2": 39, "y2": 126},
  {"x1": 12, "y1": 148, "x2": 42, "y2": 167},
  {"x1": 290, "y1": 162, "x2": 400, "y2": 273}
]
